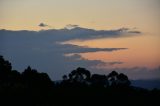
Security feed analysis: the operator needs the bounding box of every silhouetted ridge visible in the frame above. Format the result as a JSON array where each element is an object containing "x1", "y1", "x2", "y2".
[{"x1": 0, "y1": 55, "x2": 159, "y2": 106}]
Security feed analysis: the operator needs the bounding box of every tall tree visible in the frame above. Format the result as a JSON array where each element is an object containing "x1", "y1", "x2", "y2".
[{"x1": 69, "y1": 67, "x2": 91, "y2": 82}]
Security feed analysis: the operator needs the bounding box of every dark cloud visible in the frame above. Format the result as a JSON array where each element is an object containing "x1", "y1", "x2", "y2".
[
  {"x1": 58, "y1": 44, "x2": 127, "y2": 53},
  {"x1": 0, "y1": 26, "x2": 141, "y2": 42},
  {"x1": 128, "y1": 31, "x2": 141, "y2": 34},
  {"x1": 106, "y1": 61, "x2": 124, "y2": 66},
  {"x1": 38, "y1": 23, "x2": 49, "y2": 27},
  {"x1": 66, "y1": 54, "x2": 106, "y2": 66},
  {"x1": 66, "y1": 54, "x2": 123, "y2": 66},
  {"x1": 0, "y1": 26, "x2": 141, "y2": 80}
]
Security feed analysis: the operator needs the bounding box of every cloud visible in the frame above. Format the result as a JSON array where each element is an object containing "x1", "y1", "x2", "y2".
[
  {"x1": 0, "y1": 26, "x2": 141, "y2": 42},
  {"x1": 66, "y1": 54, "x2": 123, "y2": 66},
  {"x1": 106, "y1": 61, "x2": 124, "y2": 66},
  {"x1": 38, "y1": 23, "x2": 49, "y2": 27},
  {"x1": 58, "y1": 44, "x2": 127, "y2": 53},
  {"x1": 128, "y1": 31, "x2": 141, "y2": 34},
  {"x1": 0, "y1": 25, "x2": 141, "y2": 80},
  {"x1": 65, "y1": 54, "x2": 106, "y2": 66},
  {"x1": 65, "y1": 24, "x2": 79, "y2": 29}
]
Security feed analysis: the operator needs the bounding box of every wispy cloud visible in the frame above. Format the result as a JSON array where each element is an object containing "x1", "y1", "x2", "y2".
[
  {"x1": 64, "y1": 24, "x2": 79, "y2": 29},
  {"x1": 58, "y1": 44, "x2": 127, "y2": 53}
]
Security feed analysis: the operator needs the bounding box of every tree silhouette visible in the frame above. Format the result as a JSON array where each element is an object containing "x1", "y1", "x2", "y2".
[
  {"x1": 62, "y1": 75, "x2": 68, "y2": 81},
  {"x1": 107, "y1": 71, "x2": 119, "y2": 86},
  {"x1": 0, "y1": 55, "x2": 12, "y2": 72},
  {"x1": 22, "y1": 66, "x2": 52, "y2": 88},
  {"x1": 117, "y1": 73, "x2": 131, "y2": 87},
  {"x1": 69, "y1": 67, "x2": 91, "y2": 83},
  {"x1": 22, "y1": 66, "x2": 38, "y2": 86},
  {"x1": 107, "y1": 71, "x2": 131, "y2": 87},
  {"x1": 9, "y1": 70, "x2": 21, "y2": 84},
  {"x1": 0, "y1": 56, "x2": 12, "y2": 82},
  {"x1": 91, "y1": 74, "x2": 108, "y2": 87},
  {"x1": 0, "y1": 55, "x2": 14, "y2": 87}
]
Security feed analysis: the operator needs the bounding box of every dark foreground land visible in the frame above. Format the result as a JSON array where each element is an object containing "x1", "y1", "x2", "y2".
[
  {"x1": 0, "y1": 55, "x2": 160, "y2": 106},
  {"x1": 1, "y1": 86, "x2": 160, "y2": 106}
]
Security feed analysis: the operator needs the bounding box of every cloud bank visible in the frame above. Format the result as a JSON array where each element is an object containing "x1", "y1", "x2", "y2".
[{"x1": 0, "y1": 26, "x2": 142, "y2": 80}]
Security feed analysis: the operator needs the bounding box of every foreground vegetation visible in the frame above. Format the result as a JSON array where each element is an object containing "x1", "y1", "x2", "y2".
[{"x1": 0, "y1": 55, "x2": 159, "y2": 106}]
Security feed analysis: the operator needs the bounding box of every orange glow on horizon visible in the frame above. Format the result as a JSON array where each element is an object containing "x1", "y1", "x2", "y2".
[{"x1": 68, "y1": 35, "x2": 160, "y2": 69}]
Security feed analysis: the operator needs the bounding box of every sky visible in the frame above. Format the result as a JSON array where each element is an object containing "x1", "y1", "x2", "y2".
[{"x1": 0, "y1": 0, "x2": 160, "y2": 80}]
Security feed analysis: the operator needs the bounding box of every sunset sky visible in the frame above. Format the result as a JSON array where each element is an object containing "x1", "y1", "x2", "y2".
[{"x1": 0, "y1": 0, "x2": 160, "y2": 80}]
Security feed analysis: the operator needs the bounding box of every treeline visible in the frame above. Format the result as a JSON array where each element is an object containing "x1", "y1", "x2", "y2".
[
  {"x1": 0, "y1": 55, "x2": 159, "y2": 106},
  {"x1": 59, "y1": 67, "x2": 130, "y2": 88},
  {"x1": 0, "y1": 55, "x2": 53, "y2": 89}
]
